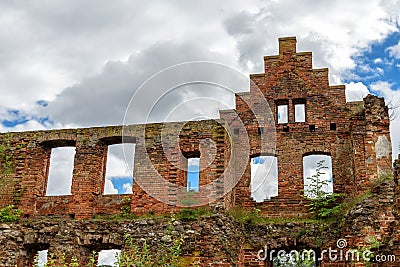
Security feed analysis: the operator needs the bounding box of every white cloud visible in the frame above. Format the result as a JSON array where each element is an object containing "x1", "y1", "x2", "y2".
[
  {"x1": 345, "y1": 81, "x2": 370, "y2": 102},
  {"x1": 387, "y1": 41, "x2": 400, "y2": 59},
  {"x1": 224, "y1": 0, "x2": 397, "y2": 81},
  {"x1": 370, "y1": 81, "x2": 400, "y2": 159},
  {"x1": 46, "y1": 147, "x2": 75, "y2": 196},
  {"x1": 376, "y1": 67, "x2": 384, "y2": 75},
  {"x1": 122, "y1": 183, "x2": 132, "y2": 194},
  {"x1": 0, "y1": 0, "x2": 398, "y2": 126},
  {"x1": 36, "y1": 250, "x2": 47, "y2": 267},
  {"x1": 188, "y1": 157, "x2": 200, "y2": 167},
  {"x1": 103, "y1": 178, "x2": 118, "y2": 195},
  {"x1": 0, "y1": 0, "x2": 245, "y2": 116},
  {"x1": 105, "y1": 144, "x2": 135, "y2": 178},
  {"x1": 39, "y1": 41, "x2": 242, "y2": 127}
]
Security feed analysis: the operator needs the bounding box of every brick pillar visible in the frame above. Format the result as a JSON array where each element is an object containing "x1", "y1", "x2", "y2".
[
  {"x1": 363, "y1": 95, "x2": 392, "y2": 186},
  {"x1": 288, "y1": 99, "x2": 294, "y2": 123},
  {"x1": 19, "y1": 144, "x2": 50, "y2": 217},
  {"x1": 70, "y1": 142, "x2": 106, "y2": 219}
]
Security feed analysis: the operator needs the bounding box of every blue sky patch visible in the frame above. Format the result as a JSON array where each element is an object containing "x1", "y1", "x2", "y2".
[
  {"x1": 109, "y1": 176, "x2": 132, "y2": 194},
  {"x1": 346, "y1": 32, "x2": 400, "y2": 92},
  {"x1": 36, "y1": 100, "x2": 48, "y2": 107},
  {"x1": 187, "y1": 159, "x2": 200, "y2": 191},
  {"x1": 2, "y1": 110, "x2": 28, "y2": 127}
]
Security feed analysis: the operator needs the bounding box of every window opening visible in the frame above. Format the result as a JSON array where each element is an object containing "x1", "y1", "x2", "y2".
[
  {"x1": 294, "y1": 103, "x2": 306, "y2": 122},
  {"x1": 303, "y1": 154, "x2": 333, "y2": 198},
  {"x1": 35, "y1": 250, "x2": 47, "y2": 267},
  {"x1": 46, "y1": 147, "x2": 75, "y2": 196},
  {"x1": 98, "y1": 249, "x2": 121, "y2": 266},
  {"x1": 251, "y1": 155, "x2": 278, "y2": 202},
  {"x1": 277, "y1": 104, "x2": 288, "y2": 124},
  {"x1": 187, "y1": 158, "x2": 200, "y2": 192},
  {"x1": 104, "y1": 143, "x2": 135, "y2": 195}
]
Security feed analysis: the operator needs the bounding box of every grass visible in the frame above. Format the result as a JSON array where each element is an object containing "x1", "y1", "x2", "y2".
[
  {"x1": 175, "y1": 207, "x2": 212, "y2": 221},
  {"x1": 227, "y1": 207, "x2": 317, "y2": 225}
]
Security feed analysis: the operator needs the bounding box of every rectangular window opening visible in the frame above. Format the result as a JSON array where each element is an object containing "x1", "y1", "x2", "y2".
[
  {"x1": 294, "y1": 103, "x2": 306, "y2": 122},
  {"x1": 104, "y1": 143, "x2": 135, "y2": 195},
  {"x1": 277, "y1": 104, "x2": 288, "y2": 124},
  {"x1": 303, "y1": 155, "x2": 333, "y2": 199},
  {"x1": 187, "y1": 158, "x2": 200, "y2": 192},
  {"x1": 98, "y1": 249, "x2": 121, "y2": 266},
  {"x1": 330, "y1": 123, "x2": 337, "y2": 131},
  {"x1": 234, "y1": 128, "x2": 239, "y2": 135},
  {"x1": 251, "y1": 156, "x2": 278, "y2": 202},
  {"x1": 309, "y1": 125, "x2": 316, "y2": 132},
  {"x1": 258, "y1": 127, "x2": 264, "y2": 134},
  {"x1": 46, "y1": 147, "x2": 76, "y2": 196}
]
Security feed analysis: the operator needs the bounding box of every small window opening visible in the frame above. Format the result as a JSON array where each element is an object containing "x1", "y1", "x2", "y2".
[
  {"x1": 258, "y1": 127, "x2": 264, "y2": 134},
  {"x1": 330, "y1": 123, "x2": 337, "y2": 131},
  {"x1": 309, "y1": 125, "x2": 316, "y2": 132},
  {"x1": 303, "y1": 154, "x2": 333, "y2": 198},
  {"x1": 294, "y1": 104, "x2": 306, "y2": 122},
  {"x1": 293, "y1": 99, "x2": 306, "y2": 123},
  {"x1": 104, "y1": 143, "x2": 135, "y2": 195},
  {"x1": 46, "y1": 147, "x2": 76, "y2": 196},
  {"x1": 35, "y1": 250, "x2": 48, "y2": 267},
  {"x1": 277, "y1": 104, "x2": 289, "y2": 124},
  {"x1": 187, "y1": 158, "x2": 200, "y2": 192},
  {"x1": 98, "y1": 249, "x2": 121, "y2": 266},
  {"x1": 251, "y1": 155, "x2": 278, "y2": 202},
  {"x1": 234, "y1": 128, "x2": 239, "y2": 135}
]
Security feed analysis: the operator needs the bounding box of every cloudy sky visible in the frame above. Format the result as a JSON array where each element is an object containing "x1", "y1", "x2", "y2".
[{"x1": 2, "y1": 1, "x2": 400, "y2": 196}]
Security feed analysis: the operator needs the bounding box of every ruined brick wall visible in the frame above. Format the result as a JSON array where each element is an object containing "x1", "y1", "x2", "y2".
[
  {"x1": 2, "y1": 196, "x2": 399, "y2": 267},
  {"x1": 0, "y1": 36, "x2": 398, "y2": 267},
  {"x1": 221, "y1": 37, "x2": 392, "y2": 217},
  {"x1": 0, "y1": 37, "x2": 393, "y2": 220},
  {"x1": 1, "y1": 120, "x2": 228, "y2": 219}
]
